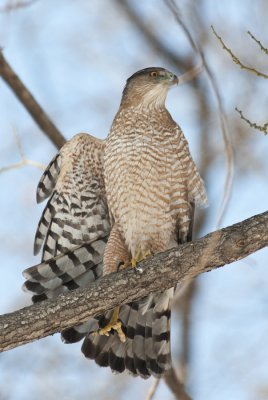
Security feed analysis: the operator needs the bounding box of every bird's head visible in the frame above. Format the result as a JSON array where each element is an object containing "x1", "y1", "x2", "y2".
[{"x1": 121, "y1": 67, "x2": 178, "y2": 109}]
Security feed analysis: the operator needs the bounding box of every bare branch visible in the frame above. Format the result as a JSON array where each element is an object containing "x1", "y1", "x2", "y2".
[
  {"x1": 145, "y1": 378, "x2": 160, "y2": 400},
  {"x1": 0, "y1": 0, "x2": 37, "y2": 13},
  {"x1": 0, "y1": 128, "x2": 45, "y2": 173},
  {"x1": 178, "y1": 61, "x2": 204, "y2": 85},
  {"x1": 145, "y1": 367, "x2": 192, "y2": 400},
  {"x1": 236, "y1": 107, "x2": 268, "y2": 135},
  {"x1": 247, "y1": 31, "x2": 268, "y2": 55},
  {"x1": 211, "y1": 26, "x2": 268, "y2": 79},
  {"x1": 0, "y1": 210, "x2": 267, "y2": 352},
  {"x1": 164, "y1": 367, "x2": 192, "y2": 400},
  {"x1": 0, "y1": 159, "x2": 45, "y2": 173},
  {"x1": 0, "y1": 51, "x2": 66, "y2": 149}
]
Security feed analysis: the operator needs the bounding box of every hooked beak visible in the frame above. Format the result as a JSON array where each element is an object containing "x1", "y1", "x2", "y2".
[
  {"x1": 172, "y1": 74, "x2": 178, "y2": 85},
  {"x1": 166, "y1": 72, "x2": 178, "y2": 85}
]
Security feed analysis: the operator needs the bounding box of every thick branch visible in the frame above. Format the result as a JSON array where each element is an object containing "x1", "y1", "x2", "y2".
[
  {"x1": 1, "y1": 210, "x2": 268, "y2": 352},
  {"x1": 0, "y1": 51, "x2": 66, "y2": 149}
]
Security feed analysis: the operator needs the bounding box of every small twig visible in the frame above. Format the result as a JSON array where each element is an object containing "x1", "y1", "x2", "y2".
[
  {"x1": 13, "y1": 125, "x2": 25, "y2": 159},
  {"x1": 0, "y1": 129, "x2": 45, "y2": 173},
  {"x1": 178, "y1": 60, "x2": 204, "y2": 85},
  {"x1": 0, "y1": 50, "x2": 66, "y2": 149},
  {"x1": 145, "y1": 378, "x2": 160, "y2": 400},
  {"x1": 211, "y1": 26, "x2": 268, "y2": 79},
  {"x1": 236, "y1": 107, "x2": 268, "y2": 135},
  {"x1": 0, "y1": 159, "x2": 45, "y2": 173},
  {"x1": 247, "y1": 31, "x2": 268, "y2": 55}
]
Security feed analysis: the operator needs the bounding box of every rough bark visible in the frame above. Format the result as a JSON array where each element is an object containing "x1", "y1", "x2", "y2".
[{"x1": 0, "y1": 210, "x2": 267, "y2": 352}]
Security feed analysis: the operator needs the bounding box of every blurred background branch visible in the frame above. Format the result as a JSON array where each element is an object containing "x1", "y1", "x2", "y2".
[
  {"x1": 0, "y1": 0, "x2": 37, "y2": 13},
  {"x1": 0, "y1": 51, "x2": 65, "y2": 149},
  {"x1": 0, "y1": 129, "x2": 45, "y2": 173}
]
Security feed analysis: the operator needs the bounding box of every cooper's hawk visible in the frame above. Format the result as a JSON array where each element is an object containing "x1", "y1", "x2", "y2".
[{"x1": 23, "y1": 67, "x2": 207, "y2": 378}]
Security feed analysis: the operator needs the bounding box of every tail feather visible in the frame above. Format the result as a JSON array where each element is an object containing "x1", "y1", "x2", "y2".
[
  {"x1": 133, "y1": 305, "x2": 150, "y2": 378},
  {"x1": 109, "y1": 337, "x2": 126, "y2": 374},
  {"x1": 144, "y1": 308, "x2": 155, "y2": 375},
  {"x1": 153, "y1": 289, "x2": 173, "y2": 371},
  {"x1": 81, "y1": 290, "x2": 173, "y2": 378},
  {"x1": 62, "y1": 319, "x2": 99, "y2": 344}
]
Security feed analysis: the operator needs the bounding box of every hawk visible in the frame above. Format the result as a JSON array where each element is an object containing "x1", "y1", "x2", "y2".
[{"x1": 23, "y1": 67, "x2": 207, "y2": 378}]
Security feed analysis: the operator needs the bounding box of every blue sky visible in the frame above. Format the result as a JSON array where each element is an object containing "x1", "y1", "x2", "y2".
[{"x1": 0, "y1": 1, "x2": 268, "y2": 399}]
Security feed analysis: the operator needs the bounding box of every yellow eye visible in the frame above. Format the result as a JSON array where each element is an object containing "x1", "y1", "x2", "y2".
[{"x1": 150, "y1": 71, "x2": 158, "y2": 77}]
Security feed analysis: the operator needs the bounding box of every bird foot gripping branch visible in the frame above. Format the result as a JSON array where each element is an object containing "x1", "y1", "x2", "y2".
[
  {"x1": 95, "y1": 306, "x2": 126, "y2": 343},
  {"x1": 118, "y1": 249, "x2": 152, "y2": 274},
  {"x1": 96, "y1": 250, "x2": 152, "y2": 342},
  {"x1": 131, "y1": 249, "x2": 152, "y2": 273}
]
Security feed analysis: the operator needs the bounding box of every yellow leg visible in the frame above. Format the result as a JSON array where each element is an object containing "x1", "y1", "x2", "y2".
[
  {"x1": 98, "y1": 250, "x2": 151, "y2": 342},
  {"x1": 131, "y1": 249, "x2": 151, "y2": 267},
  {"x1": 97, "y1": 306, "x2": 126, "y2": 343},
  {"x1": 118, "y1": 249, "x2": 152, "y2": 272}
]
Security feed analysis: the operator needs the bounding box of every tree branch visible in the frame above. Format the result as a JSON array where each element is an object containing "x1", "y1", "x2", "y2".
[
  {"x1": 247, "y1": 31, "x2": 268, "y2": 55},
  {"x1": 236, "y1": 107, "x2": 268, "y2": 135},
  {"x1": 211, "y1": 26, "x2": 268, "y2": 79},
  {"x1": 164, "y1": 367, "x2": 192, "y2": 400},
  {"x1": 1, "y1": 210, "x2": 268, "y2": 352},
  {"x1": 0, "y1": 50, "x2": 66, "y2": 149},
  {"x1": 0, "y1": 0, "x2": 37, "y2": 13}
]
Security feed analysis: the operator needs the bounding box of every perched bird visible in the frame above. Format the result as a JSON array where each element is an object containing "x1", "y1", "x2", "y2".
[{"x1": 23, "y1": 67, "x2": 207, "y2": 378}]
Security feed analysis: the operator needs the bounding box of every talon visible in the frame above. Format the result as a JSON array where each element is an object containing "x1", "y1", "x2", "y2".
[
  {"x1": 113, "y1": 320, "x2": 126, "y2": 342},
  {"x1": 93, "y1": 306, "x2": 126, "y2": 343},
  {"x1": 131, "y1": 250, "x2": 152, "y2": 273},
  {"x1": 116, "y1": 251, "x2": 151, "y2": 274}
]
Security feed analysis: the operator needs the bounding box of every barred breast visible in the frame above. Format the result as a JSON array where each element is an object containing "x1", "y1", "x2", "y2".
[{"x1": 104, "y1": 107, "x2": 195, "y2": 257}]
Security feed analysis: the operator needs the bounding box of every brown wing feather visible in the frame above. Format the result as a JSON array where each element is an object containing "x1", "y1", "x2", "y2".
[{"x1": 23, "y1": 133, "x2": 111, "y2": 340}]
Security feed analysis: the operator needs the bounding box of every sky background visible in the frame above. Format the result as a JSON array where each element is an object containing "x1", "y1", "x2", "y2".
[{"x1": 0, "y1": 1, "x2": 268, "y2": 399}]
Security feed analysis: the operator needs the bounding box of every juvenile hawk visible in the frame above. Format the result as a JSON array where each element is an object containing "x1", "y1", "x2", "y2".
[{"x1": 23, "y1": 67, "x2": 207, "y2": 378}]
